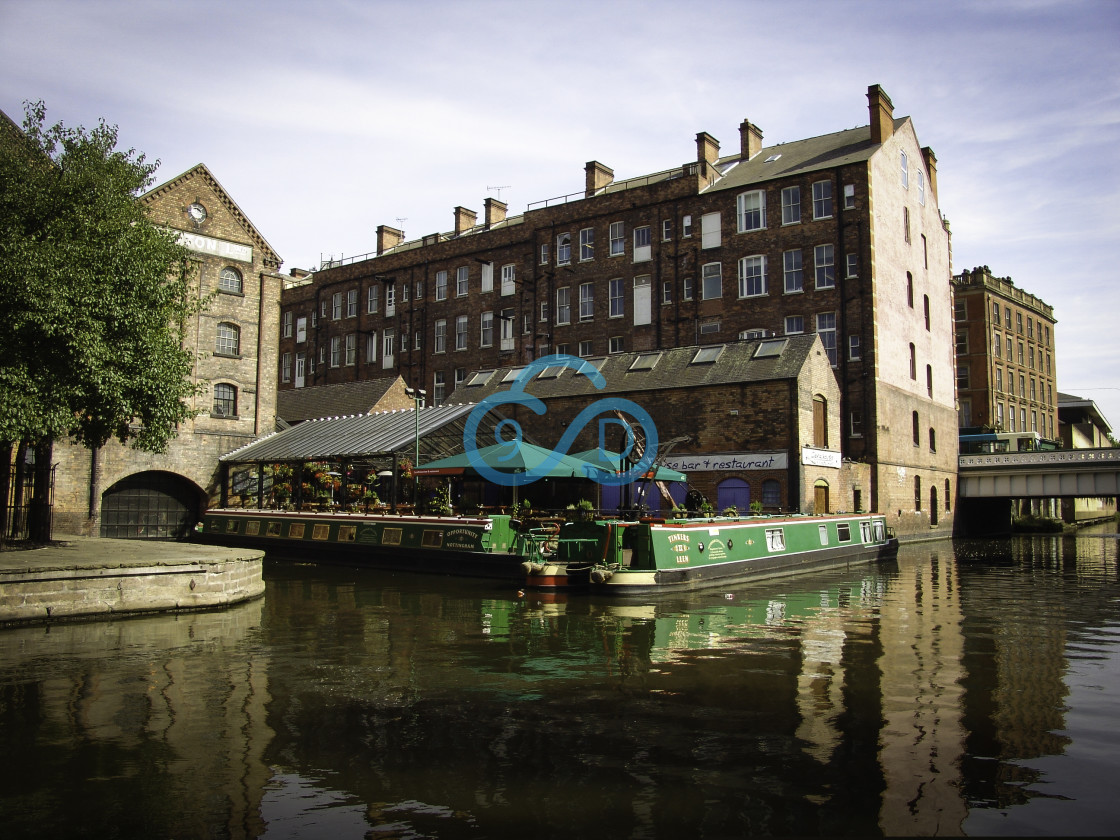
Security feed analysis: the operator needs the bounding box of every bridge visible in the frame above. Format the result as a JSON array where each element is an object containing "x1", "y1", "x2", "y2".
[{"x1": 956, "y1": 447, "x2": 1120, "y2": 535}]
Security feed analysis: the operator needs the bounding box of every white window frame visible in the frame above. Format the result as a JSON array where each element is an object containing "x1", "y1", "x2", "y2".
[
  {"x1": 296, "y1": 316, "x2": 307, "y2": 344},
  {"x1": 579, "y1": 227, "x2": 594, "y2": 261},
  {"x1": 783, "y1": 249, "x2": 804, "y2": 293},
  {"x1": 367, "y1": 285, "x2": 379, "y2": 313},
  {"x1": 480, "y1": 262, "x2": 494, "y2": 293},
  {"x1": 814, "y1": 244, "x2": 835, "y2": 289},
  {"x1": 816, "y1": 312, "x2": 837, "y2": 366},
  {"x1": 455, "y1": 315, "x2": 467, "y2": 351},
  {"x1": 633, "y1": 226, "x2": 651, "y2": 262},
  {"x1": 332, "y1": 291, "x2": 343, "y2": 320},
  {"x1": 382, "y1": 329, "x2": 395, "y2": 369},
  {"x1": 345, "y1": 333, "x2": 357, "y2": 366},
  {"x1": 812, "y1": 180, "x2": 833, "y2": 220},
  {"x1": 785, "y1": 315, "x2": 804, "y2": 335},
  {"x1": 434, "y1": 319, "x2": 446, "y2": 354},
  {"x1": 435, "y1": 270, "x2": 448, "y2": 301},
  {"x1": 609, "y1": 221, "x2": 625, "y2": 256},
  {"x1": 330, "y1": 335, "x2": 341, "y2": 368},
  {"x1": 700, "y1": 212, "x2": 721, "y2": 249},
  {"x1": 282, "y1": 311, "x2": 293, "y2": 338},
  {"x1": 901, "y1": 150, "x2": 909, "y2": 188},
  {"x1": 609, "y1": 278, "x2": 624, "y2": 318},
  {"x1": 555, "y1": 287, "x2": 571, "y2": 325},
  {"x1": 736, "y1": 190, "x2": 766, "y2": 232},
  {"x1": 501, "y1": 264, "x2": 516, "y2": 296},
  {"x1": 633, "y1": 275, "x2": 651, "y2": 326},
  {"x1": 480, "y1": 311, "x2": 494, "y2": 348},
  {"x1": 556, "y1": 233, "x2": 571, "y2": 266},
  {"x1": 738, "y1": 255, "x2": 767, "y2": 298},
  {"x1": 781, "y1": 186, "x2": 801, "y2": 225},
  {"x1": 456, "y1": 266, "x2": 469, "y2": 297},
  {"x1": 579, "y1": 282, "x2": 594, "y2": 321},
  {"x1": 701, "y1": 262, "x2": 722, "y2": 300}
]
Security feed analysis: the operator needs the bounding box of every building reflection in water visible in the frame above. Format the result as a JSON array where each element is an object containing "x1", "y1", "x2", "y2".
[{"x1": 0, "y1": 531, "x2": 1115, "y2": 837}]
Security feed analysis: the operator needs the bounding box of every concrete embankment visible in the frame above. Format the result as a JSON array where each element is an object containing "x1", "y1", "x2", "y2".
[{"x1": 0, "y1": 538, "x2": 265, "y2": 625}]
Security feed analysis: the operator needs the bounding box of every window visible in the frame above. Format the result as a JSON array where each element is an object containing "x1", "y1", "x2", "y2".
[
  {"x1": 385, "y1": 284, "x2": 395, "y2": 316},
  {"x1": 785, "y1": 315, "x2": 804, "y2": 335},
  {"x1": 661, "y1": 280, "x2": 672, "y2": 305},
  {"x1": 579, "y1": 283, "x2": 594, "y2": 320},
  {"x1": 454, "y1": 368, "x2": 466, "y2": 391},
  {"x1": 957, "y1": 362, "x2": 970, "y2": 389},
  {"x1": 995, "y1": 367, "x2": 1003, "y2": 393},
  {"x1": 501, "y1": 264, "x2": 516, "y2": 296},
  {"x1": 909, "y1": 343, "x2": 917, "y2": 379},
  {"x1": 701, "y1": 262, "x2": 722, "y2": 300},
  {"x1": 739, "y1": 255, "x2": 767, "y2": 297},
  {"x1": 382, "y1": 330, "x2": 395, "y2": 367},
  {"x1": 813, "y1": 395, "x2": 828, "y2": 447},
  {"x1": 912, "y1": 411, "x2": 920, "y2": 445},
  {"x1": 433, "y1": 371, "x2": 446, "y2": 406},
  {"x1": 762, "y1": 479, "x2": 780, "y2": 507},
  {"x1": 1027, "y1": 318, "x2": 1034, "y2": 339},
  {"x1": 901, "y1": 150, "x2": 908, "y2": 188},
  {"x1": 816, "y1": 312, "x2": 837, "y2": 366},
  {"x1": 844, "y1": 184, "x2": 855, "y2": 209},
  {"x1": 1018, "y1": 341, "x2": 1024, "y2": 365},
  {"x1": 848, "y1": 334, "x2": 861, "y2": 361},
  {"x1": 456, "y1": 266, "x2": 469, "y2": 296},
  {"x1": 368, "y1": 285, "x2": 380, "y2": 313},
  {"x1": 781, "y1": 186, "x2": 801, "y2": 225},
  {"x1": 906, "y1": 272, "x2": 914, "y2": 307},
  {"x1": 683, "y1": 276, "x2": 694, "y2": 301},
  {"x1": 346, "y1": 289, "x2": 358, "y2": 317},
  {"x1": 914, "y1": 475, "x2": 921, "y2": 512},
  {"x1": 846, "y1": 253, "x2": 858, "y2": 278},
  {"x1": 903, "y1": 206, "x2": 911, "y2": 243},
  {"x1": 480, "y1": 311, "x2": 494, "y2": 347},
  {"x1": 633, "y1": 226, "x2": 651, "y2": 262},
  {"x1": 280, "y1": 354, "x2": 291, "y2": 384},
  {"x1": 555, "y1": 287, "x2": 571, "y2": 325},
  {"x1": 366, "y1": 332, "x2": 377, "y2": 363},
  {"x1": 662, "y1": 219, "x2": 672, "y2": 241},
  {"x1": 330, "y1": 335, "x2": 341, "y2": 367},
  {"x1": 1016, "y1": 312, "x2": 1023, "y2": 334},
  {"x1": 701, "y1": 212, "x2": 721, "y2": 248},
  {"x1": 480, "y1": 262, "x2": 493, "y2": 293},
  {"x1": 579, "y1": 340, "x2": 593, "y2": 357},
  {"x1": 539, "y1": 243, "x2": 549, "y2": 265},
  {"x1": 1005, "y1": 306, "x2": 1012, "y2": 328},
  {"x1": 926, "y1": 364, "x2": 933, "y2": 397},
  {"x1": 700, "y1": 320, "x2": 720, "y2": 335},
  {"x1": 609, "y1": 221, "x2": 625, "y2": 256},
  {"x1": 996, "y1": 402, "x2": 1004, "y2": 428},
  {"x1": 579, "y1": 228, "x2": 594, "y2": 261},
  {"x1": 282, "y1": 311, "x2": 293, "y2": 338},
  {"x1": 1006, "y1": 336, "x2": 1013, "y2": 359},
  {"x1": 609, "y1": 278, "x2": 624, "y2": 317},
  {"x1": 921, "y1": 234, "x2": 928, "y2": 268},
  {"x1": 737, "y1": 190, "x2": 766, "y2": 232},
  {"x1": 956, "y1": 329, "x2": 968, "y2": 354},
  {"x1": 320, "y1": 299, "x2": 329, "y2": 319},
  {"x1": 682, "y1": 215, "x2": 693, "y2": 237},
  {"x1": 992, "y1": 300, "x2": 1001, "y2": 325},
  {"x1": 994, "y1": 330, "x2": 1002, "y2": 357},
  {"x1": 500, "y1": 309, "x2": 514, "y2": 351},
  {"x1": 609, "y1": 336, "x2": 624, "y2": 354},
  {"x1": 917, "y1": 169, "x2": 925, "y2": 205},
  {"x1": 434, "y1": 319, "x2": 446, "y2": 353},
  {"x1": 783, "y1": 249, "x2": 803, "y2": 293},
  {"x1": 415, "y1": 279, "x2": 424, "y2": 300},
  {"x1": 331, "y1": 291, "x2": 343, "y2": 320},
  {"x1": 540, "y1": 301, "x2": 549, "y2": 322},
  {"x1": 213, "y1": 383, "x2": 236, "y2": 417},
  {"x1": 455, "y1": 315, "x2": 467, "y2": 351},
  {"x1": 633, "y1": 276, "x2": 651, "y2": 325},
  {"x1": 814, "y1": 244, "x2": 835, "y2": 289},
  {"x1": 765, "y1": 528, "x2": 786, "y2": 551},
  {"x1": 851, "y1": 411, "x2": 863, "y2": 438},
  {"x1": 216, "y1": 322, "x2": 240, "y2": 356},
  {"x1": 345, "y1": 333, "x2": 356, "y2": 365},
  {"x1": 740, "y1": 329, "x2": 765, "y2": 340},
  {"x1": 812, "y1": 180, "x2": 833, "y2": 219},
  {"x1": 219, "y1": 267, "x2": 242, "y2": 293},
  {"x1": 296, "y1": 316, "x2": 307, "y2": 343},
  {"x1": 557, "y1": 233, "x2": 571, "y2": 265}
]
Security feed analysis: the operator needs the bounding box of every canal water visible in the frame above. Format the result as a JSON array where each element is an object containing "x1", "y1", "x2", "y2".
[{"x1": 1, "y1": 525, "x2": 1117, "y2": 838}]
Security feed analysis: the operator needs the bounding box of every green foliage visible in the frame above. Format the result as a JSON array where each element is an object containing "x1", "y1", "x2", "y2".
[
  {"x1": 750, "y1": 500, "x2": 764, "y2": 514},
  {"x1": 0, "y1": 101, "x2": 202, "y2": 452}
]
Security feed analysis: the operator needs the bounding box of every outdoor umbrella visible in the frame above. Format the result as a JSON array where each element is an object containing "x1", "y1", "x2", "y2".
[{"x1": 571, "y1": 449, "x2": 687, "y2": 482}]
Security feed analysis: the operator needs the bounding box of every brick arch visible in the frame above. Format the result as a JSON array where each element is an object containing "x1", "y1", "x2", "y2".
[{"x1": 100, "y1": 470, "x2": 207, "y2": 540}]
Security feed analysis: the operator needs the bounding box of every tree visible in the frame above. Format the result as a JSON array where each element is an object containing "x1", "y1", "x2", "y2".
[{"x1": 0, "y1": 102, "x2": 204, "y2": 540}]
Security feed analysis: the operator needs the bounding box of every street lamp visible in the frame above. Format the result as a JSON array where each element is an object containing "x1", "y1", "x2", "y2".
[{"x1": 404, "y1": 386, "x2": 426, "y2": 506}]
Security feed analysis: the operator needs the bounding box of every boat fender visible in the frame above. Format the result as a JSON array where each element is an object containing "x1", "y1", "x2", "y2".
[
  {"x1": 590, "y1": 568, "x2": 613, "y2": 584},
  {"x1": 521, "y1": 561, "x2": 547, "y2": 576}
]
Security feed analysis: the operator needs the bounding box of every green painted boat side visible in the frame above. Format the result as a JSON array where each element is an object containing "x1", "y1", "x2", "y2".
[
  {"x1": 195, "y1": 509, "x2": 544, "y2": 580},
  {"x1": 579, "y1": 513, "x2": 898, "y2": 594}
]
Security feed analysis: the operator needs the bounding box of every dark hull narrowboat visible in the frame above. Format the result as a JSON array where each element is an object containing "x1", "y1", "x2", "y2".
[
  {"x1": 574, "y1": 513, "x2": 898, "y2": 595},
  {"x1": 195, "y1": 509, "x2": 554, "y2": 581}
]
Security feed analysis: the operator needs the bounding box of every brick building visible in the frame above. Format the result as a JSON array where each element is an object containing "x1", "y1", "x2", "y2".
[
  {"x1": 951, "y1": 265, "x2": 1058, "y2": 439},
  {"x1": 52, "y1": 164, "x2": 285, "y2": 537},
  {"x1": 279, "y1": 84, "x2": 957, "y2": 538}
]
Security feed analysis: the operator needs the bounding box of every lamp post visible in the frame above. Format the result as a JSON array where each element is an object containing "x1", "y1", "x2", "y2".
[{"x1": 404, "y1": 386, "x2": 426, "y2": 507}]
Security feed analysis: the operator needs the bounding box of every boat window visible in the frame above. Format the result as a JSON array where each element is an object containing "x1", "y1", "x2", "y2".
[
  {"x1": 226, "y1": 519, "x2": 239, "y2": 533},
  {"x1": 818, "y1": 524, "x2": 829, "y2": 545},
  {"x1": 860, "y1": 521, "x2": 872, "y2": 542},
  {"x1": 421, "y1": 530, "x2": 444, "y2": 548},
  {"x1": 312, "y1": 524, "x2": 331, "y2": 540},
  {"x1": 874, "y1": 520, "x2": 885, "y2": 541},
  {"x1": 288, "y1": 523, "x2": 306, "y2": 539},
  {"x1": 381, "y1": 527, "x2": 403, "y2": 546},
  {"x1": 338, "y1": 525, "x2": 357, "y2": 542},
  {"x1": 267, "y1": 522, "x2": 282, "y2": 536},
  {"x1": 836, "y1": 522, "x2": 851, "y2": 543},
  {"x1": 765, "y1": 527, "x2": 785, "y2": 551},
  {"x1": 246, "y1": 521, "x2": 261, "y2": 536}
]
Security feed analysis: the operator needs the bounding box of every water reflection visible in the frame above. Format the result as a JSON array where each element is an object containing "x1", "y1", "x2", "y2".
[{"x1": 0, "y1": 526, "x2": 1117, "y2": 837}]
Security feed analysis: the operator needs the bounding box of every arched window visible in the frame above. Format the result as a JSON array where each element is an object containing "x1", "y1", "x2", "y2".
[
  {"x1": 944, "y1": 479, "x2": 951, "y2": 511},
  {"x1": 213, "y1": 383, "x2": 237, "y2": 418},
  {"x1": 216, "y1": 322, "x2": 240, "y2": 356},
  {"x1": 909, "y1": 343, "x2": 917, "y2": 379},
  {"x1": 912, "y1": 411, "x2": 920, "y2": 445},
  {"x1": 219, "y1": 266, "x2": 243, "y2": 293},
  {"x1": 762, "y1": 479, "x2": 781, "y2": 508},
  {"x1": 930, "y1": 486, "x2": 939, "y2": 526},
  {"x1": 929, "y1": 427, "x2": 937, "y2": 452},
  {"x1": 906, "y1": 271, "x2": 914, "y2": 307},
  {"x1": 914, "y1": 475, "x2": 922, "y2": 511},
  {"x1": 926, "y1": 364, "x2": 933, "y2": 397},
  {"x1": 923, "y1": 295, "x2": 930, "y2": 330}
]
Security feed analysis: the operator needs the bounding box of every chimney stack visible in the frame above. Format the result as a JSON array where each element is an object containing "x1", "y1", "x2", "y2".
[
  {"x1": 696, "y1": 131, "x2": 720, "y2": 166},
  {"x1": 739, "y1": 120, "x2": 763, "y2": 160},
  {"x1": 922, "y1": 146, "x2": 938, "y2": 201},
  {"x1": 376, "y1": 224, "x2": 404, "y2": 256},
  {"x1": 867, "y1": 84, "x2": 895, "y2": 144},
  {"x1": 585, "y1": 160, "x2": 614, "y2": 197},
  {"x1": 484, "y1": 197, "x2": 507, "y2": 228},
  {"x1": 453, "y1": 206, "x2": 477, "y2": 235}
]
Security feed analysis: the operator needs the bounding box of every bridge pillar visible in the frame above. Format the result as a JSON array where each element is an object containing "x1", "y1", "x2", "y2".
[{"x1": 955, "y1": 497, "x2": 1013, "y2": 537}]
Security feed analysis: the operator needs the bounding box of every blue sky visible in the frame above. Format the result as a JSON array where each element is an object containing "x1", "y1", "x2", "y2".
[{"x1": 2, "y1": 0, "x2": 1118, "y2": 429}]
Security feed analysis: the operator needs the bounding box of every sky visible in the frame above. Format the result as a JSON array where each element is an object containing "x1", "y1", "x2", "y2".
[{"x1": 2, "y1": 0, "x2": 1118, "y2": 430}]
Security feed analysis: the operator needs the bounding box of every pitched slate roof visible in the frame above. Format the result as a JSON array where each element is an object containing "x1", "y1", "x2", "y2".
[
  {"x1": 277, "y1": 377, "x2": 402, "y2": 424},
  {"x1": 448, "y1": 335, "x2": 822, "y2": 404}
]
